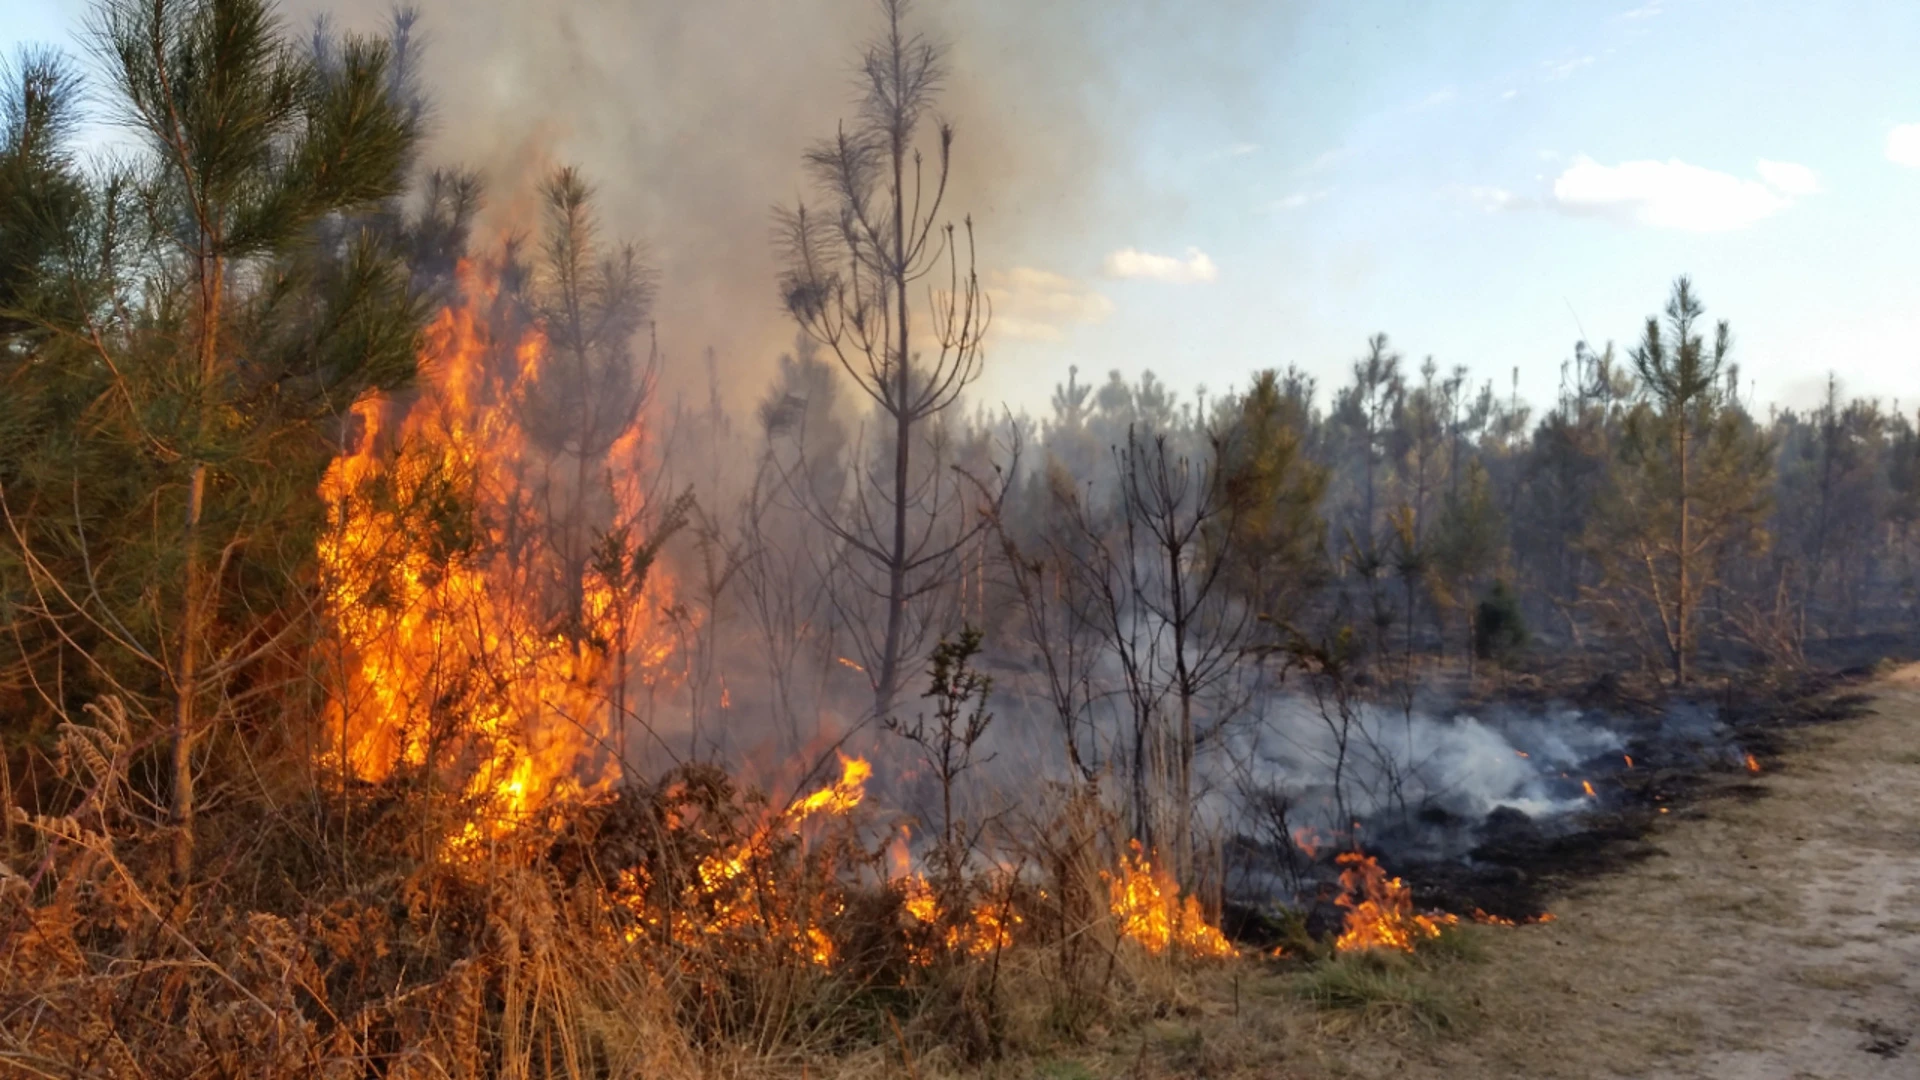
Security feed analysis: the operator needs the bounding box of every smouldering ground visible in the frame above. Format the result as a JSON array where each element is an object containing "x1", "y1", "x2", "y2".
[
  {"x1": 995, "y1": 664, "x2": 1920, "y2": 1080},
  {"x1": 1338, "y1": 662, "x2": 1920, "y2": 1079}
]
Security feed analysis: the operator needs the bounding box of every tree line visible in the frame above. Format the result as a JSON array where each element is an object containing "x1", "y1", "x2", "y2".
[{"x1": 4, "y1": 0, "x2": 1917, "y2": 897}]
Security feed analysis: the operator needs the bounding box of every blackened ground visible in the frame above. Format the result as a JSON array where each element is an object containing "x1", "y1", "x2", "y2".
[{"x1": 1225, "y1": 659, "x2": 1892, "y2": 946}]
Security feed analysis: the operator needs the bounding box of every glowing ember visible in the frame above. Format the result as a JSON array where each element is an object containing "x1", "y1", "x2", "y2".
[
  {"x1": 1332, "y1": 852, "x2": 1458, "y2": 953},
  {"x1": 318, "y1": 260, "x2": 677, "y2": 849},
  {"x1": 1105, "y1": 840, "x2": 1235, "y2": 958},
  {"x1": 1745, "y1": 753, "x2": 1761, "y2": 774},
  {"x1": 1470, "y1": 908, "x2": 1556, "y2": 927},
  {"x1": 1624, "y1": 754, "x2": 1634, "y2": 768},
  {"x1": 836, "y1": 656, "x2": 867, "y2": 674},
  {"x1": 1582, "y1": 780, "x2": 1597, "y2": 798}
]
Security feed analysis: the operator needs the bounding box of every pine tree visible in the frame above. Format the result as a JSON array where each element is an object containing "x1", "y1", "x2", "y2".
[
  {"x1": 1, "y1": 0, "x2": 423, "y2": 882},
  {"x1": 776, "y1": 0, "x2": 990, "y2": 717},
  {"x1": 1584, "y1": 278, "x2": 1772, "y2": 683},
  {"x1": 1218, "y1": 367, "x2": 1328, "y2": 627}
]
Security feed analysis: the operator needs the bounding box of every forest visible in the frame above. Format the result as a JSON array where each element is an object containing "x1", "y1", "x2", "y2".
[{"x1": 2, "y1": 0, "x2": 1914, "y2": 1077}]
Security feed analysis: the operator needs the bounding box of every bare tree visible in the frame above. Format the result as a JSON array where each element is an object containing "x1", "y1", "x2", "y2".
[
  {"x1": 1119, "y1": 428, "x2": 1248, "y2": 886},
  {"x1": 1046, "y1": 424, "x2": 1245, "y2": 888},
  {"x1": 976, "y1": 457, "x2": 1103, "y2": 782},
  {"x1": 776, "y1": 0, "x2": 990, "y2": 717}
]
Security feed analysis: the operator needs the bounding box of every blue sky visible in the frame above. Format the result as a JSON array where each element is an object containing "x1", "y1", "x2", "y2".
[
  {"x1": 10, "y1": 0, "x2": 1920, "y2": 419},
  {"x1": 975, "y1": 0, "x2": 1920, "y2": 417}
]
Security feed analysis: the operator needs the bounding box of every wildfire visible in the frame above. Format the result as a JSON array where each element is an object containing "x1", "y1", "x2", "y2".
[
  {"x1": 1582, "y1": 780, "x2": 1597, "y2": 798},
  {"x1": 318, "y1": 260, "x2": 676, "y2": 849},
  {"x1": 898, "y1": 873, "x2": 1022, "y2": 962},
  {"x1": 1291, "y1": 826, "x2": 1325, "y2": 860},
  {"x1": 1331, "y1": 852, "x2": 1458, "y2": 953},
  {"x1": 1104, "y1": 840, "x2": 1236, "y2": 959},
  {"x1": 1745, "y1": 753, "x2": 1761, "y2": 774},
  {"x1": 1469, "y1": 908, "x2": 1556, "y2": 927},
  {"x1": 615, "y1": 754, "x2": 872, "y2": 963}
]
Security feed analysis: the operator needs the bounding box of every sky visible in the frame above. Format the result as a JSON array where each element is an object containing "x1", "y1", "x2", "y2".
[{"x1": 9, "y1": 0, "x2": 1920, "y2": 420}]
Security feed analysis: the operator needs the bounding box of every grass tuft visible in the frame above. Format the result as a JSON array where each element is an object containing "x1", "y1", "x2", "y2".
[{"x1": 1294, "y1": 951, "x2": 1465, "y2": 1034}]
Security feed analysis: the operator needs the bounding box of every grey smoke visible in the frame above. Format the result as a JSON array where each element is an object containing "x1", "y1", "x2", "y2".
[
  {"x1": 284, "y1": 0, "x2": 1291, "y2": 412},
  {"x1": 1216, "y1": 697, "x2": 1630, "y2": 836}
]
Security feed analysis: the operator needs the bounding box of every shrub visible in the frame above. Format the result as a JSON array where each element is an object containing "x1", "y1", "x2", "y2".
[{"x1": 1475, "y1": 579, "x2": 1530, "y2": 664}]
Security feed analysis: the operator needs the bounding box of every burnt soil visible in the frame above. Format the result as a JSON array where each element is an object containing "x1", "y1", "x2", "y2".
[
  {"x1": 1400, "y1": 663, "x2": 1882, "y2": 925},
  {"x1": 1057, "y1": 658, "x2": 1920, "y2": 1080}
]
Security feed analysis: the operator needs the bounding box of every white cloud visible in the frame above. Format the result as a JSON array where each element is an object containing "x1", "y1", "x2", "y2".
[
  {"x1": 1414, "y1": 87, "x2": 1457, "y2": 110},
  {"x1": 1500, "y1": 88, "x2": 1518, "y2": 101},
  {"x1": 1226, "y1": 142, "x2": 1259, "y2": 157},
  {"x1": 1621, "y1": 0, "x2": 1663, "y2": 18},
  {"x1": 1756, "y1": 159, "x2": 1822, "y2": 196},
  {"x1": 1550, "y1": 156, "x2": 1813, "y2": 231},
  {"x1": 1297, "y1": 147, "x2": 1350, "y2": 175},
  {"x1": 1271, "y1": 189, "x2": 1330, "y2": 212},
  {"x1": 1544, "y1": 55, "x2": 1596, "y2": 80},
  {"x1": 985, "y1": 268, "x2": 1112, "y2": 342},
  {"x1": 1465, "y1": 186, "x2": 1520, "y2": 212},
  {"x1": 1101, "y1": 247, "x2": 1218, "y2": 285},
  {"x1": 1887, "y1": 124, "x2": 1920, "y2": 169}
]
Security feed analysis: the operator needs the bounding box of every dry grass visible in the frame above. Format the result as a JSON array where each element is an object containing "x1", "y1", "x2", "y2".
[
  {"x1": 11, "y1": 664, "x2": 1917, "y2": 1079},
  {"x1": 0, "y1": 703, "x2": 1276, "y2": 1079}
]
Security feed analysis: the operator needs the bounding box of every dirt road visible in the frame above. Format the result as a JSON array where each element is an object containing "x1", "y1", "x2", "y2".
[{"x1": 1396, "y1": 663, "x2": 1920, "y2": 1079}]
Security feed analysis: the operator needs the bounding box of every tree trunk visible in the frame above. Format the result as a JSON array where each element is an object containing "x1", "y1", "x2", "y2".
[
  {"x1": 172, "y1": 463, "x2": 204, "y2": 885},
  {"x1": 173, "y1": 248, "x2": 224, "y2": 886},
  {"x1": 875, "y1": 47, "x2": 913, "y2": 719},
  {"x1": 1675, "y1": 420, "x2": 1690, "y2": 685},
  {"x1": 1170, "y1": 537, "x2": 1193, "y2": 890}
]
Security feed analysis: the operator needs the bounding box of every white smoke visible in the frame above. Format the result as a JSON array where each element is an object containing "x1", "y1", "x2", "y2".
[{"x1": 1214, "y1": 695, "x2": 1629, "y2": 837}]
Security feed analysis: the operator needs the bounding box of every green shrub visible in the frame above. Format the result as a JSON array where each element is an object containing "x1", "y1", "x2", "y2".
[{"x1": 1475, "y1": 579, "x2": 1529, "y2": 664}]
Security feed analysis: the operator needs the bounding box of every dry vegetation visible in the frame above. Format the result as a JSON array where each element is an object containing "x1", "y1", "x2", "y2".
[{"x1": 7, "y1": 0, "x2": 1920, "y2": 1077}]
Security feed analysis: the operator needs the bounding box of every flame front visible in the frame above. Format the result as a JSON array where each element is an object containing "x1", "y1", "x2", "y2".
[
  {"x1": 1104, "y1": 840, "x2": 1235, "y2": 958},
  {"x1": 318, "y1": 261, "x2": 675, "y2": 846},
  {"x1": 1332, "y1": 852, "x2": 1458, "y2": 953},
  {"x1": 897, "y1": 873, "x2": 1022, "y2": 963},
  {"x1": 615, "y1": 754, "x2": 870, "y2": 964}
]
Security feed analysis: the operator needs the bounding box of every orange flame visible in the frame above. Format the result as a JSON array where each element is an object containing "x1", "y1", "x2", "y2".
[
  {"x1": 1290, "y1": 826, "x2": 1325, "y2": 860},
  {"x1": 1745, "y1": 753, "x2": 1761, "y2": 774},
  {"x1": 1581, "y1": 780, "x2": 1596, "y2": 798},
  {"x1": 898, "y1": 873, "x2": 1023, "y2": 962},
  {"x1": 614, "y1": 754, "x2": 872, "y2": 963},
  {"x1": 1469, "y1": 908, "x2": 1556, "y2": 927},
  {"x1": 318, "y1": 261, "x2": 676, "y2": 849},
  {"x1": 1332, "y1": 853, "x2": 1458, "y2": 953},
  {"x1": 1104, "y1": 840, "x2": 1235, "y2": 959}
]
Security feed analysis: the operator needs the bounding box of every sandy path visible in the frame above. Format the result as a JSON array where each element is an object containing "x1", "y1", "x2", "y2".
[{"x1": 1402, "y1": 663, "x2": 1920, "y2": 1079}]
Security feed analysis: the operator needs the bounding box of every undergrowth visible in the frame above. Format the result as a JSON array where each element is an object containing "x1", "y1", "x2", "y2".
[
  {"x1": 0, "y1": 699, "x2": 1245, "y2": 1078},
  {"x1": 1293, "y1": 932, "x2": 1481, "y2": 1035}
]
